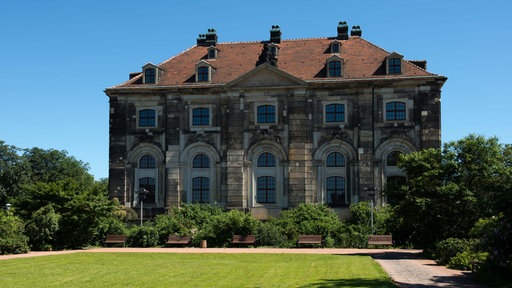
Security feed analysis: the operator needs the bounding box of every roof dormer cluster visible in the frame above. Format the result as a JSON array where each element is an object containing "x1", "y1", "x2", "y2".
[{"x1": 126, "y1": 21, "x2": 435, "y2": 87}]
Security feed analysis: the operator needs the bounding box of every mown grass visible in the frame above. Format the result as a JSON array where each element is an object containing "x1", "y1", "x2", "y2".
[{"x1": 0, "y1": 253, "x2": 395, "y2": 287}]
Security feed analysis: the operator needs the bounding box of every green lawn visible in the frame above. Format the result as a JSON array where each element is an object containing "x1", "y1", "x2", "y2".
[{"x1": 0, "y1": 253, "x2": 395, "y2": 288}]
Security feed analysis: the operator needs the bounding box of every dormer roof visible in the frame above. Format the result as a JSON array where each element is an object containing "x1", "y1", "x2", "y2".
[{"x1": 109, "y1": 27, "x2": 445, "y2": 89}]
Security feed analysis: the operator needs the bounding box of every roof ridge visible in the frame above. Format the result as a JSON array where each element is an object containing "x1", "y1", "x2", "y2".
[{"x1": 157, "y1": 45, "x2": 197, "y2": 66}]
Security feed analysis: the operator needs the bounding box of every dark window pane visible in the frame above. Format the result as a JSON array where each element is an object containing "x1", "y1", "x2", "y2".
[
  {"x1": 258, "y1": 152, "x2": 276, "y2": 167},
  {"x1": 325, "y1": 104, "x2": 345, "y2": 122},
  {"x1": 257, "y1": 176, "x2": 276, "y2": 203},
  {"x1": 139, "y1": 155, "x2": 156, "y2": 169},
  {"x1": 257, "y1": 105, "x2": 276, "y2": 124},
  {"x1": 139, "y1": 177, "x2": 156, "y2": 204},
  {"x1": 139, "y1": 109, "x2": 156, "y2": 127},
  {"x1": 197, "y1": 66, "x2": 209, "y2": 81},
  {"x1": 385, "y1": 101, "x2": 406, "y2": 121},
  {"x1": 192, "y1": 177, "x2": 210, "y2": 203},
  {"x1": 192, "y1": 108, "x2": 210, "y2": 126},
  {"x1": 326, "y1": 152, "x2": 345, "y2": 167},
  {"x1": 145, "y1": 68, "x2": 156, "y2": 83},
  {"x1": 193, "y1": 154, "x2": 210, "y2": 168}
]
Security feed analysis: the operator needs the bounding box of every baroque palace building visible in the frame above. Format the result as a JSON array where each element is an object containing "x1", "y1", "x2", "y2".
[{"x1": 105, "y1": 22, "x2": 446, "y2": 219}]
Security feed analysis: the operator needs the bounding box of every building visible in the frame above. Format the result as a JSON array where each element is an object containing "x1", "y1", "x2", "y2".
[{"x1": 105, "y1": 22, "x2": 447, "y2": 219}]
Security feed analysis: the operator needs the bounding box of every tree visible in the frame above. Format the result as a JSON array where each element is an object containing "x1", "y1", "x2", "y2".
[
  {"x1": 0, "y1": 141, "x2": 30, "y2": 207},
  {"x1": 388, "y1": 135, "x2": 512, "y2": 249},
  {"x1": 25, "y1": 205, "x2": 61, "y2": 250}
]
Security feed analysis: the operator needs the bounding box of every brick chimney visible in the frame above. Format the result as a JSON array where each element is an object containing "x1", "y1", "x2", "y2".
[
  {"x1": 337, "y1": 21, "x2": 349, "y2": 40},
  {"x1": 205, "y1": 28, "x2": 218, "y2": 46},
  {"x1": 350, "y1": 26, "x2": 362, "y2": 37},
  {"x1": 270, "y1": 25, "x2": 281, "y2": 43}
]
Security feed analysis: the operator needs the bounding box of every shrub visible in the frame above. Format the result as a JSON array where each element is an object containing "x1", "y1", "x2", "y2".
[
  {"x1": 0, "y1": 211, "x2": 29, "y2": 254},
  {"x1": 434, "y1": 238, "x2": 474, "y2": 265},
  {"x1": 128, "y1": 225, "x2": 160, "y2": 247},
  {"x1": 197, "y1": 209, "x2": 259, "y2": 247},
  {"x1": 448, "y1": 251, "x2": 488, "y2": 271},
  {"x1": 25, "y1": 204, "x2": 61, "y2": 250},
  {"x1": 152, "y1": 213, "x2": 188, "y2": 244},
  {"x1": 256, "y1": 220, "x2": 291, "y2": 248}
]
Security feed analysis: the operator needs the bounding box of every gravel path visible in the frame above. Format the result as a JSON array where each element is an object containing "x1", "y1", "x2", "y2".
[{"x1": 0, "y1": 248, "x2": 487, "y2": 287}]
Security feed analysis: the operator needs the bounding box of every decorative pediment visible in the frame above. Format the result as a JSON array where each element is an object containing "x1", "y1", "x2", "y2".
[{"x1": 226, "y1": 63, "x2": 307, "y2": 88}]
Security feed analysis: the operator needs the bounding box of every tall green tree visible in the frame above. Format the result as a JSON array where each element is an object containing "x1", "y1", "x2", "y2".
[
  {"x1": 388, "y1": 135, "x2": 512, "y2": 248},
  {"x1": 0, "y1": 141, "x2": 30, "y2": 207}
]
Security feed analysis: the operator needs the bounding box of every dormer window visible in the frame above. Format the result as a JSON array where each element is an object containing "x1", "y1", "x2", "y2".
[
  {"x1": 330, "y1": 41, "x2": 340, "y2": 53},
  {"x1": 386, "y1": 52, "x2": 404, "y2": 75},
  {"x1": 195, "y1": 61, "x2": 212, "y2": 82},
  {"x1": 326, "y1": 56, "x2": 344, "y2": 77},
  {"x1": 142, "y1": 63, "x2": 159, "y2": 84},
  {"x1": 207, "y1": 46, "x2": 218, "y2": 59}
]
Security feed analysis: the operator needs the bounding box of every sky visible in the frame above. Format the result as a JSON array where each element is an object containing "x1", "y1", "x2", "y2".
[{"x1": 1, "y1": 0, "x2": 511, "y2": 180}]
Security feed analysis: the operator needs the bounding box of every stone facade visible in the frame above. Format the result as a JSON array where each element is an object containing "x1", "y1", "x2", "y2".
[{"x1": 105, "y1": 23, "x2": 446, "y2": 219}]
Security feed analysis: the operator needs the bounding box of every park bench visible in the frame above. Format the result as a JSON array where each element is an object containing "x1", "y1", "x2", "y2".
[
  {"x1": 231, "y1": 235, "x2": 256, "y2": 246},
  {"x1": 104, "y1": 234, "x2": 127, "y2": 247},
  {"x1": 367, "y1": 235, "x2": 393, "y2": 246},
  {"x1": 166, "y1": 235, "x2": 191, "y2": 246},
  {"x1": 297, "y1": 235, "x2": 322, "y2": 246}
]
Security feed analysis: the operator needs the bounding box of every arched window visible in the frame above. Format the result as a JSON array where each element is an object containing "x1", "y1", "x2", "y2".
[
  {"x1": 386, "y1": 151, "x2": 404, "y2": 166},
  {"x1": 257, "y1": 176, "x2": 276, "y2": 203},
  {"x1": 326, "y1": 152, "x2": 345, "y2": 167},
  {"x1": 192, "y1": 177, "x2": 210, "y2": 203},
  {"x1": 193, "y1": 154, "x2": 210, "y2": 168},
  {"x1": 139, "y1": 155, "x2": 156, "y2": 169},
  {"x1": 258, "y1": 152, "x2": 276, "y2": 167}
]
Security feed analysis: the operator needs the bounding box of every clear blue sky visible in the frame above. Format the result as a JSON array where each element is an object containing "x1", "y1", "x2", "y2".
[{"x1": 1, "y1": 0, "x2": 511, "y2": 180}]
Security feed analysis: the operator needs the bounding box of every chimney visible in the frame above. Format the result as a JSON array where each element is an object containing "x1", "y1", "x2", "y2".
[
  {"x1": 196, "y1": 34, "x2": 206, "y2": 46},
  {"x1": 270, "y1": 25, "x2": 281, "y2": 43},
  {"x1": 350, "y1": 26, "x2": 362, "y2": 37},
  {"x1": 205, "y1": 28, "x2": 218, "y2": 46},
  {"x1": 337, "y1": 21, "x2": 349, "y2": 40}
]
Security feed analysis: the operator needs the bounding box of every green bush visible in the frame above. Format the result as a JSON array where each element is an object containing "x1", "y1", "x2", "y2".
[
  {"x1": 276, "y1": 203, "x2": 343, "y2": 245},
  {"x1": 152, "y1": 213, "x2": 188, "y2": 244},
  {"x1": 256, "y1": 219, "x2": 291, "y2": 248},
  {"x1": 128, "y1": 225, "x2": 160, "y2": 247},
  {"x1": 448, "y1": 251, "x2": 488, "y2": 271},
  {"x1": 0, "y1": 210, "x2": 29, "y2": 254},
  {"x1": 197, "y1": 209, "x2": 259, "y2": 247},
  {"x1": 434, "y1": 238, "x2": 475, "y2": 265},
  {"x1": 25, "y1": 204, "x2": 61, "y2": 250}
]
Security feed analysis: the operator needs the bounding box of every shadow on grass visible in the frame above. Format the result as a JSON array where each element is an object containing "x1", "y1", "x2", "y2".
[{"x1": 298, "y1": 278, "x2": 395, "y2": 288}]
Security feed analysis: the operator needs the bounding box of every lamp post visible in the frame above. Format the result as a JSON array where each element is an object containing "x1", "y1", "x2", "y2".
[
  {"x1": 140, "y1": 188, "x2": 149, "y2": 226},
  {"x1": 364, "y1": 187, "x2": 379, "y2": 234},
  {"x1": 5, "y1": 203, "x2": 11, "y2": 210}
]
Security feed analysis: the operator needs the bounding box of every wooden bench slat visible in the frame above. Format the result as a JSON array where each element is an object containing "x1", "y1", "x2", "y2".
[
  {"x1": 368, "y1": 235, "x2": 393, "y2": 245},
  {"x1": 166, "y1": 235, "x2": 191, "y2": 245},
  {"x1": 104, "y1": 235, "x2": 127, "y2": 246},
  {"x1": 231, "y1": 235, "x2": 256, "y2": 245},
  {"x1": 298, "y1": 235, "x2": 322, "y2": 245}
]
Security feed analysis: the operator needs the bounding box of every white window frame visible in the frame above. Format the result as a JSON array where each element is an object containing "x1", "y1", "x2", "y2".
[
  {"x1": 195, "y1": 61, "x2": 212, "y2": 82},
  {"x1": 326, "y1": 55, "x2": 344, "y2": 77}
]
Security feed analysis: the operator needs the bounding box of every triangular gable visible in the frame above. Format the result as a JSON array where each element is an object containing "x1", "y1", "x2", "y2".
[{"x1": 226, "y1": 63, "x2": 307, "y2": 88}]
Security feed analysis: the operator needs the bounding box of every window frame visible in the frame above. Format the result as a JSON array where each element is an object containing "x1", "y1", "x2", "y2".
[
  {"x1": 326, "y1": 176, "x2": 346, "y2": 207},
  {"x1": 193, "y1": 153, "x2": 210, "y2": 168},
  {"x1": 385, "y1": 101, "x2": 407, "y2": 122},
  {"x1": 387, "y1": 58, "x2": 402, "y2": 74},
  {"x1": 257, "y1": 176, "x2": 276, "y2": 204},
  {"x1": 256, "y1": 104, "x2": 277, "y2": 124},
  {"x1": 139, "y1": 155, "x2": 156, "y2": 169},
  {"x1": 138, "y1": 109, "x2": 157, "y2": 128},
  {"x1": 192, "y1": 176, "x2": 210, "y2": 203},
  {"x1": 192, "y1": 107, "x2": 210, "y2": 126},
  {"x1": 144, "y1": 68, "x2": 156, "y2": 84}
]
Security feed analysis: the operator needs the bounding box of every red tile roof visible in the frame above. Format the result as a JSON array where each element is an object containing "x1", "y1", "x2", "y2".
[{"x1": 113, "y1": 36, "x2": 438, "y2": 88}]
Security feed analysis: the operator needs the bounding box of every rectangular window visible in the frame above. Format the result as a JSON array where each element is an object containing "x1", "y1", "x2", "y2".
[
  {"x1": 257, "y1": 176, "x2": 276, "y2": 203},
  {"x1": 388, "y1": 58, "x2": 401, "y2": 74},
  {"x1": 385, "y1": 101, "x2": 406, "y2": 121},
  {"x1": 192, "y1": 108, "x2": 210, "y2": 126},
  {"x1": 192, "y1": 177, "x2": 210, "y2": 203},
  {"x1": 144, "y1": 68, "x2": 156, "y2": 83},
  {"x1": 325, "y1": 104, "x2": 345, "y2": 122},
  {"x1": 197, "y1": 66, "x2": 209, "y2": 81},
  {"x1": 328, "y1": 61, "x2": 342, "y2": 77},
  {"x1": 139, "y1": 109, "x2": 156, "y2": 127},
  {"x1": 257, "y1": 105, "x2": 276, "y2": 124}
]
